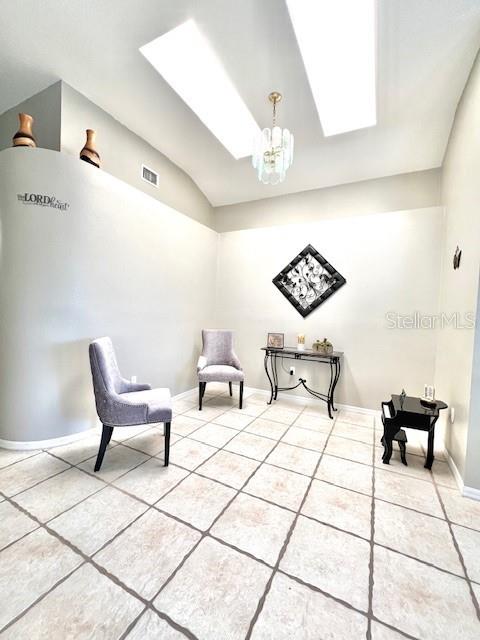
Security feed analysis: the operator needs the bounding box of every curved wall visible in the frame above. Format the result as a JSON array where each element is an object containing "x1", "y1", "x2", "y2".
[{"x1": 0, "y1": 147, "x2": 217, "y2": 442}]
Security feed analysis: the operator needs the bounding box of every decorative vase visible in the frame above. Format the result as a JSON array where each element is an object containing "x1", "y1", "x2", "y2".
[
  {"x1": 297, "y1": 334, "x2": 305, "y2": 351},
  {"x1": 313, "y1": 338, "x2": 333, "y2": 355},
  {"x1": 79, "y1": 129, "x2": 100, "y2": 168},
  {"x1": 12, "y1": 113, "x2": 37, "y2": 148}
]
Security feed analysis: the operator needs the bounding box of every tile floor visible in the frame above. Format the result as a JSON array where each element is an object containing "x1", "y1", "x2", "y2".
[{"x1": 1, "y1": 385, "x2": 480, "y2": 639}]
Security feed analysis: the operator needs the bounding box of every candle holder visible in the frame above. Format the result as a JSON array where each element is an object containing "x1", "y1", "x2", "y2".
[{"x1": 297, "y1": 334, "x2": 305, "y2": 351}]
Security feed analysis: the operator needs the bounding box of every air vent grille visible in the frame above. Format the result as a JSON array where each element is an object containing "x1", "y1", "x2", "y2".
[{"x1": 141, "y1": 165, "x2": 159, "y2": 187}]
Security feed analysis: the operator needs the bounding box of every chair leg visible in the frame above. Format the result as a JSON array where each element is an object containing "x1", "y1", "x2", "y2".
[
  {"x1": 229, "y1": 381, "x2": 233, "y2": 397},
  {"x1": 239, "y1": 381, "x2": 244, "y2": 410},
  {"x1": 164, "y1": 422, "x2": 171, "y2": 466},
  {"x1": 199, "y1": 382, "x2": 206, "y2": 410},
  {"x1": 94, "y1": 425, "x2": 113, "y2": 472}
]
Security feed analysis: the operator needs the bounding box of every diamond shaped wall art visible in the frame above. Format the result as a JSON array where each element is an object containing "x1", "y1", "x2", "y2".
[{"x1": 272, "y1": 244, "x2": 346, "y2": 317}]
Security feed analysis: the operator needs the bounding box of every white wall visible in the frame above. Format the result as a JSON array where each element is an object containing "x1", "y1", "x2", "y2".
[
  {"x1": 215, "y1": 207, "x2": 443, "y2": 410},
  {"x1": 436, "y1": 50, "x2": 480, "y2": 487},
  {"x1": 0, "y1": 147, "x2": 217, "y2": 443},
  {"x1": 61, "y1": 83, "x2": 214, "y2": 229}
]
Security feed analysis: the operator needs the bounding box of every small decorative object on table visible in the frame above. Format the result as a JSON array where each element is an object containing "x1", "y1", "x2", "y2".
[
  {"x1": 267, "y1": 332, "x2": 284, "y2": 349},
  {"x1": 399, "y1": 388, "x2": 406, "y2": 408},
  {"x1": 421, "y1": 384, "x2": 436, "y2": 407},
  {"x1": 312, "y1": 338, "x2": 333, "y2": 355},
  {"x1": 80, "y1": 129, "x2": 101, "y2": 168},
  {"x1": 297, "y1": 334, "x2": 305, "y2": 351},
  {"x1": 12, "y1": 113, "x2": 37, "y2": 148}
]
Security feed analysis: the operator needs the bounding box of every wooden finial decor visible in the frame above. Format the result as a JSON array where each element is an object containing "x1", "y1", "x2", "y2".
[
  {"x1": 12, "y1": 113, "x2": 37, "y2": 148},
  {"x1": 79, "y1": 129, "x2": 100, "y2": 168}
]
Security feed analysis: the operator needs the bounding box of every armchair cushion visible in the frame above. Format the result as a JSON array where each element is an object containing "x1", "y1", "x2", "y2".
[
  {"x1": 123, "y1": 388, "x2": 172, "y2": 423},
  {"x1": 198, "y1": 365, "x2": 245, "y2": 383}
]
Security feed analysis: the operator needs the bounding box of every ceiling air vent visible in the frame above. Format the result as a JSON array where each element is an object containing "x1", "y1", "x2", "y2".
[{"x1": 141, "y1": 164, "x2": 159, "y2": 187}]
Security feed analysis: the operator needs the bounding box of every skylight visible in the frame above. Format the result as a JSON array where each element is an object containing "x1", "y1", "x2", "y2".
[
  {"x1": 286, "y1": 0, "x2": 377, "y2": 136},
  {"x1": 140, "y1": 20, "x2": 260, "y2": 159}
]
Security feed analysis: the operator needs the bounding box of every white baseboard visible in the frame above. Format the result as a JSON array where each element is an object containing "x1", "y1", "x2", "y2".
[
  {"x1": 0, "y1": 389, "x2": 193, "y2": 451},
  {"x1": 0, "y1": 427, "x2": 100, "y2": 451},
  {"x1": 445, "y1": 450, "x2": 480, "y2": 501},
  {"x1": 446, "y1": 450, "x2": 464, "y2": 492},
  {"x1": 462, "y1": 485, "x2": 480, "y2": 501}
]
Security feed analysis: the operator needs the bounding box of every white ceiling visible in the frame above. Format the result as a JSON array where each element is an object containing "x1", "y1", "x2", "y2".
[{"x1": 1, "y1": 0, "x2": 479, "y2": 206}]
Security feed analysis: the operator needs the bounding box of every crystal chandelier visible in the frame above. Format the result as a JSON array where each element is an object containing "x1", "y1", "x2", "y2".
[{"x1": 252, "y1": 92, "x2": 294, "y2": 185}]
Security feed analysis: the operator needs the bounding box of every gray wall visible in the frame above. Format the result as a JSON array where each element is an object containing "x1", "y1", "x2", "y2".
[
  {"x1": 0, "y1": 82, "x2": 62, "y2": 152},
  {"x1": 60, "y1": 83, "x2": 214, "y2": 229},
  {"x1": 213, "y1": 169, "x2": 442, "y2": 232},
  {"x1": 0, "y1": 147, "x2": 217, "y2": 442},
  {"x1": 436, "y1": 49, "x2": 480, "y2": 488}
]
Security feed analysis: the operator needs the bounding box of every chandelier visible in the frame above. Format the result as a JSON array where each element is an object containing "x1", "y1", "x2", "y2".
[{"x1": 252, "y1": 92, "x2": 294, "y2": 185}]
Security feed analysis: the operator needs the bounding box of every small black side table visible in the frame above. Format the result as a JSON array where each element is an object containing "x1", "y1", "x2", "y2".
[{"x1": 381, "y1": 395, "x2": 448, "y2": 469}]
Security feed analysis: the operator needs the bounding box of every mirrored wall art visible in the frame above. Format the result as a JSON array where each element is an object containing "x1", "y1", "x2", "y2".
[{"x1": 273, "y1": 244, "x2": 346, "y2": 317}]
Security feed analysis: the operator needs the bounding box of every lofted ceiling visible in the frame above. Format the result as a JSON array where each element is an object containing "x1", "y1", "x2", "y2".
[{"x1": 0, "y1": 0, "x2": 480, "y2": 206}]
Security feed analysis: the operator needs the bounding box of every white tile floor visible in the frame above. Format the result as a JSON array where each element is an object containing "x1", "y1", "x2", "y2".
[{"x1": 1, "y1": 386, "x2": 480, "y2": 639}]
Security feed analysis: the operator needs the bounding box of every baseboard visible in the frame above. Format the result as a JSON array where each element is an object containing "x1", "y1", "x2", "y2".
[
  {"x1": 462, "y1": 485, "x2": 480, "y2": 501},
  {"x1": 0, "y1": 389, "x2": 195, "y2": 451},
  {"x1": 0, "y1": 427, "x2": 99, "y2": 451},
  {"x1": 446, "y1": 450, "x2": 464, "y2": 492},
  {"x1": 444, "y1": 450, "x2": 480, "y2": 501}
]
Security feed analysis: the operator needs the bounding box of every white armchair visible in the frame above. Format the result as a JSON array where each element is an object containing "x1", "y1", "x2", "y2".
[{"x1": 197, "y1": 329, "x2": 244, "y2": 410}]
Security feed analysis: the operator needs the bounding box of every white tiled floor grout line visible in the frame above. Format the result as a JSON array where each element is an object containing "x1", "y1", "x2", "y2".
[
  {"x1": 0, "y1": 390, "x2": 273, "y2": 637},
  {"x1": 366, "y1": 415, "x2": 377, "y2": 640},
  {"x1": 146, "y1": 411, "x2": 294, "y2": 603},
  {"x1": 423, "y1": 441, "x2": 480, "y2": 622},
  {"x1": 244, "y1": 405, "x2": 340, "y2": 639},
  {"x1": 1, "y1": 393, "x2": 478, "y2": 639}
]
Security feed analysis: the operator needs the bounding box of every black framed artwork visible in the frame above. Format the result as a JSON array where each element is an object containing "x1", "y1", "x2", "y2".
[{"x1": 273, "y1": 244, "x2": 346, "y2": 318}]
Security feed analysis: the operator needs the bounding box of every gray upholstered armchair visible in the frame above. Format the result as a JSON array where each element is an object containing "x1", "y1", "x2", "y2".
[
  {"x1": 197, "y1": 329, "x2": 244, "y2": 410},
  {"x1": 89, "y1": 337, "x2": 172, "y2": 471}
]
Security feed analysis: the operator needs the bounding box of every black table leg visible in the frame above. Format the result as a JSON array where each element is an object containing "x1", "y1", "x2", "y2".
[
  {"x1": 399, "y1": 440, "x2": 408, "y2": 466},
  {"x1": 425, "y1": 420, "x2": 437, "y2": 469},
  {"x1": 264, "y1": 352, "x2": 274, "y2": 404},
  {"x1": 273, "y1": 352, "x2": 279, "y2": 401},
  {"x1": 330, "y1": 358, "x2": 341, "y2": 412}
]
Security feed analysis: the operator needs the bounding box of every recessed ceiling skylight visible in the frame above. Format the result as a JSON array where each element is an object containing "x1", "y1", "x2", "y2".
[
  {"x1": 140, "y1": 20, "x2": 260, "y2": 159},
  {"x1": 286, "y1": 0, "x2": 377, "y2": 136}
]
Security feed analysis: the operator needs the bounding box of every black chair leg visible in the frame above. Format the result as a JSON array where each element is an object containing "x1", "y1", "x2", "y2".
[
  {"x1": 239, "y1": 381, "x2": 244, "y2": 410},
  {"x1": 94, "y1": 425, "x2": 113, "y2": 472},
  {"x1": 199, "y1": 382, "x2": 206, "y2": 410},
  {"x1": 229, "y1": 381, "x2": 233, "y2": 397},
  {"x1": 164, "y1": 421, "x2": 171, "y2": 466}
]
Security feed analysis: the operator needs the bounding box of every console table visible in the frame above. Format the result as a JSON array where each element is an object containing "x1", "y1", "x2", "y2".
[
  {"x1": 261, "y1": 347, "x2": 343, "y2": 419},
  {"x1": 381, "y1": 395, "x2": 448, "y2": 469}
]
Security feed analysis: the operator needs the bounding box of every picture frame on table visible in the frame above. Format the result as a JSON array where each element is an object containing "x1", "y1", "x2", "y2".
[{"x1": 267, "y1": 332, "x2": 284, "y2": 349}]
